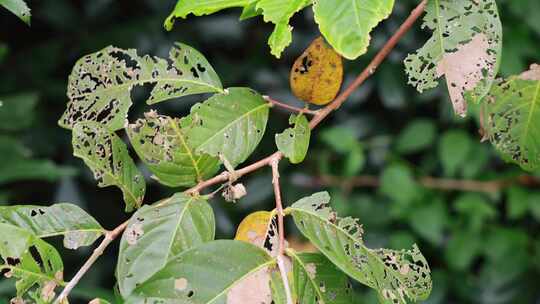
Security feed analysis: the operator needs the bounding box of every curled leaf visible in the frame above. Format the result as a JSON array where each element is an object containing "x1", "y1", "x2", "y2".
[
  {"x1": 275, "y1": 114, "x2": 310, "y2": 164},
  {"x1": 290, "y1": 37, "x2": 343, "y2": 105}
]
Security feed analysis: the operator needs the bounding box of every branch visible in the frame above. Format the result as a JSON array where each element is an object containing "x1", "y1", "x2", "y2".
[
  {"x1": 270, "y1": 155, "x2": 293, "y2": 304},
  {"x1": 54, "y1": 222, "x2": 128, "y2": 304},
  {"x1": 296, "y1": 174, "x2": 540, "y2": 194},
  {"x1": 55, "y1": 1, "x2": 428, "y2": 301},
  {"x1": 265, "y1": 96, "x2": 318, "y2": 116}
]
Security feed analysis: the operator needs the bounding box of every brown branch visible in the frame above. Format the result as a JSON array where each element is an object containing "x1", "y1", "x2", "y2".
[
  {"x1": 56, "y1": 1, "x2": 428, "y2": 301},
  {"x1": 54, "y1": 222, "x2": 128, "y2": 304},
  {"x1": 298, "y1": 174, "x2": 540, "y2": 194},
  {"x1": 270, "y1": 155, "x2": 293, "y2": 304},
  {"x1": 265, "y1": 96, "x2": 318, "y2": 116}
]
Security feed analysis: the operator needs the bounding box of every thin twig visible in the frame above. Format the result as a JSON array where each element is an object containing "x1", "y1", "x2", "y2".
[
  {"x1": 298, "y1": 174, "x2": 540, "y2": 194},
  {"x1": 54, "y1": 222, "x2": 128, "y2": 304},
  {"x1": 264, "y1": 96, "x2": 318, "y2": 116},
  {"x1": 270, "y1": 155, "x2": 293, "y2": 304},
  {"x1": 54, "y1": 1, "x2": 428, "y2": 301}
]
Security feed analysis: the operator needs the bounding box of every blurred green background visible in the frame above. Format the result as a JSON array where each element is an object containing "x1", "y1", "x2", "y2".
[{"x1": 1, "y1": 0, "x2": 539, "y2": 303}]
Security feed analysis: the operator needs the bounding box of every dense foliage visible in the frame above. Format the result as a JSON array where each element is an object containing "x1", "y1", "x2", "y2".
[{"x1": 1, "y1": 0, "x2": 539, "y2": 303}]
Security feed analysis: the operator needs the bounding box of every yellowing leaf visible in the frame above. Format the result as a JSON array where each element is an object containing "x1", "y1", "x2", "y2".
[
  {"x1": 290, "y1": 37, "x2": 343, "y2": 105},
  {"x1": 235, "y1": 211, "x2": 273, "y2": 245}
]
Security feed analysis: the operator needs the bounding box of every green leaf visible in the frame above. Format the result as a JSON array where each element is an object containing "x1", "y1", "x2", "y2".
[
  {"x1": 380, "y1": 164, "x2": 419, "y2": 205},
  {"x1": 127, "y1": 111, "x2": 220, "y2": 187},
  {"x1": 0, "y1": 224, "x2": 63, "y2": 297},
  {"x1": 482, "y1": 65, "x2": 540, "y2": 171},
  {"x1": 0, "y1": 0, "x2": 31, "y2": 25},
  {"x1": 404, "y1": 0, "x2": 502, "y2": 116},
  {"x1": 0, "y1": 93, "x2": 38, "y2": 131},
  {"x1": 395, "y1": 119, "x2": 436, "y2": 154},
  {"x1": 454, "y1": 193, "x2": 496, "y2": 232},
  {"x1": 288, "y1": 192, "x2": 432, "y2": 303},
  {"x1": 117, "y1": 193, "x2": 215, "y2": 297},
  {"x1": 125, "y1": 240, "x2": 274, "y2": 303},
  {"x1": 239, "y1": 1, "x2": 262, "y2": 20},
  {"x1": 275, "y1": 114, "x2": 310, "y2": 164},
  {"x1": 408, "y1": 199, "x2": 448, "y2": 245},
  {"x1": 256, "y1": 0, "x2": 311, "y2": 58},
  {"x1": 320, "y1": 126, "x2": 358, "y2": 153},
  {"x1": 438, "y1": 130, "x2": 471, "y2": 176},
  {"x1": 72, "y1": 122, "x2": 145, "y2": 212},
  {"x1": 181, "y1": 87, "x2": 270, "y2": 167},
  {"x1": 445, "y1": 230, "x2": 481, "y2": 271},
  {"x1": 506, "y1": 187, "x2": 530, "y2": 219},
  {"x1": 312, "y1": 0, "x2": 394, "y2": 60},
  {"x1": 165, "y1": 0, "x2": 252, "y2": 30},
  {"x1": 0, "y1": 136, "x2": 75, "y2": 185},
  {"x1": 59, "y1": 43, "x2": 222, "y2": 131},
  {"x1": 288, "y1": 251, "x2": 353, "y2": 303},
  {"x1": 0, "y1": 203, "x2": 105, "y2": 249}
]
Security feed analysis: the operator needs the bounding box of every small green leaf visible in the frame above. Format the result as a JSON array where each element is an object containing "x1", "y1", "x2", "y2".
[
  {"x1": 438, "y1": 130, "x2": 471, "y2": 176},
  {"x1": 72, "y1": 122, "x2": 145, "y2": 212},
  {"x1": 276, "y1": 114, "x2": 310, "y2": 164},
  {"x1": 0, "y1": 93, "x2": 38, "y2": 131},
  {"x1": 125, "y1": 240, "x2": 274, "y2": 303},
  {"x1": 395, "y1": 119, "x2": 436, "y2": 154},
  {"x1": 0, "y1": 0, "x2": 31, "y2": 25},
  {"x1": 0, "y1": 224, "x2": 63, "y2": 297},
  {"x1": 0, "y1": 203, "x2": 105, "y2": 249},
  {"x1": 59, "y1": 43, "x2": 222, "y2": 131},
  {"x1": 256, "y1": 0, "x2": 311, "y2": 58},
  {"x1": 165, "y1": 0, "x2": 251, "y2": 30},
  {"x1": 181, "y1": 87, "x2": 270, "y2": 167},
  {"x1": 506, "y1": 187, "x2": 530, "y2": 219},
  {"x1": 239, "y1": 1, "x2": 262, "y2": 20},
  {"x1": 288, "y1": 192, "x2": 432, "y2": 303},
  {"x1": 482, "y1": 64, "x2": 540, "y2": 171},
  {"x1": 320, "y1": 126, "x2": 358, "y2": 153},
  {"x1": 117, "y1": 193, "x2": 215, "y2": 297},
  {"x1": 454, "y1": 193, "x2": 496, "y2": 232},
  {"x1": 404, "y1": 0, "x2": 502, "y2": 116},
  {"x1": 127, "y1": 111, "x2": 220, "y2": 187},
  {"x1": 408, "y1": 199, "x2": 448, "y2": 245},
  {"x1": 380, "y1": 164, "x2": 419, "y2": 205},
  {"x1": 445, "y1": 230, "x2": 481, "y2": 271},
  {"x1": 312, "y1": 0, "x2": 394, "y2": 60},
  {"x1": 288, "y1": 251, "x2": 353, "y2": 303}
]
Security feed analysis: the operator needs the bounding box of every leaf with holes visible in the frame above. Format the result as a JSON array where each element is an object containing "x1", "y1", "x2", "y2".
[
  {"x1": 287, "y1": 192, "x2": 432, "y2": 304},
  {"x1": 312, "y1": 0, "x2": 394, "y2": 60},
  {"x1": 404, "y1": 0, "x2": 502, "y2": 117},
  {"x1": 288, "y1": 251, "x2": 353, "y2": 303},
  {"x1": 482, "y1": 64, "x2": 540, "y2": 171},
  {"x1": 256, "y1": 0, "x2": 311, "y2": 58},
  {"x1": 0, "y1": 203, "x2": 105, "y2": 249},
  {"x1": 0, "y1": 223, "x2": 64, "y2": 299},
  {"x1": 59, "y1": 43, "x2": 222, "y2": 131},
  {"x1": 0, "y1": 0, "x2": 31, "y2": 25},
  {"x1": 127, "y1": 111, "x2": 220, "y2": 187},
  {"x1": 276, "y1": 114, "x2": 310, "y2": 164},
  {"x1": 72, "y1": 122, "x2": 145, "y2": 212},
  {"x1": 124, "y1": 240, "x2": 275, "y2": 303},
  {"x1": 290, "y1": 37, "x2": 343, "y2": 105},
  {"x1": 165, "y1": 0, "x2": 252, "y2": 30},
  {"x1": 180, "y1": 87, "x2": 270, "y2": 167},
  {"x1": 117, "y1": 193, "x2": 215, "y2": 297}
]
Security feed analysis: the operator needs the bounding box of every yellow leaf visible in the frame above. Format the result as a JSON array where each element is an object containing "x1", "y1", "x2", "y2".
[
  {"x1": 234, "y1": 211, "x2": 273, "y2": 243},
  {"x1": 290, "y1": 36, "x2": 343, "y2": 105}
]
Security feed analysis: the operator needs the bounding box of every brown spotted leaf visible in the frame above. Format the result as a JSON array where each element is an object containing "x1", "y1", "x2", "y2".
[
  {"x1": 404, "y1": 0, "x2": 502, "y2": 117},
  {"x1": 72, "y1": 122, "x2": 145, "y2": 212},
  {"x1": 59, "y1": 43, "x2": 222, "y2": 131},
  {"x1": 482, "y1": 64, "x2": 540, "y2": 171},
  {"x1": 290, "y1": 37, "x2": 343, "y2": 106},
  {"x1": 126, "y1": 110, "x2": 220, "y2": 187},
  {"x1": 288, "y1": 192, "x2": 432, "y2": 304}
]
